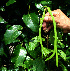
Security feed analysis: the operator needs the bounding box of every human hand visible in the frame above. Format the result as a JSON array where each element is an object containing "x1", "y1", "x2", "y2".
[{"x1": 42, "y1": 9, "x2": 70, "y2": 33}]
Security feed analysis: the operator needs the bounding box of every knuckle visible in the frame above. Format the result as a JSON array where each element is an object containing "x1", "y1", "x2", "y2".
[{"x1": 56, "y1": 9, "x2": 61, "y2": 11}]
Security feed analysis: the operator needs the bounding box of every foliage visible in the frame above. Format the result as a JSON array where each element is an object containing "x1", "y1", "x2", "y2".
[{"x1": 0, "y1": 0, "x2": 70, "y2": 71}]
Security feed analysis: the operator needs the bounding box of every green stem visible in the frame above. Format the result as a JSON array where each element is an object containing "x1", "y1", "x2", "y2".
[
  {"x1": 39, "y1": 9, "x2": 46, "y2": 57},
  {"x1": 39, "y1": 6, "x2": 58, "y2": 67}
]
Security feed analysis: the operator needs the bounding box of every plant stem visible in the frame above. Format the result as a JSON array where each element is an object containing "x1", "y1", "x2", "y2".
[{"x1": 39, "y1": 6, "x2": 58, "y2": 67}]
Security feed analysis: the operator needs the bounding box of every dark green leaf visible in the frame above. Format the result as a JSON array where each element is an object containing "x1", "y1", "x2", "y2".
[
  {"x1": 48, "y1": 30, "x2": 65, "y2": 48},
  {"x1": 60, "y1": 61, "x2": 68, "y2": 71},
  {"x1": 66, "y1": 46, "x2": 70, "y2": 56},
  {"x1": 65, "y1": 0, "x2": 70, "y2": 4},
  {"x1": 4, "y1": 25, "x2": 23, "y2": 45},
  {"x1": 0, "y1": 48, "x2": 4, "y2": 55},
  {"x1": 22, "y1": 13, "x2": 39, "y2": 33},
  {"x1": 32, "y1": 58, "x2": 45, "y2": 71},
  {"x1": 11, "y1": 44, "x2": 27, "y2": 67}
]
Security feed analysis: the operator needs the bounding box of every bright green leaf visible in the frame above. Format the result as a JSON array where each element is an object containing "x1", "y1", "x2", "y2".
[
  {"x1": 6, "y1": 0, "x2": 16, "y2": 6},
  {"x1": 0, "y1": 16, "x2": 6, "y2": 23},
  {"x1": 0, "y1": 7, "x2": 5, "y2": 11},
  {"x1": 35, "y1": 3, "x2": 44, "y2": 11},
  {"x1": 68, "y1": 33, "x2": 70, "y2": 36},
  {"x1": 57, "y1": 40, "x2": 65, "y2": 48},
  {"x1": 35, "y1": 1, "x2": 52, "y2": 11},
  {"x1": 25, "y1": 43, "x2": 40, "y2": 58},
  {"x1": 40, "y1": 1, "x2": 52, "y2": 5},
  {"x1": 22, "y1": 13, "x2": 39, "y2": 33},
  {"x1": 42, "y1": 47, "x2": 53, "y2": 57},
  {"x1": 58, "y1": 50, "x2": 66, "y2": 61},
  {"x1": 11, "y1": 44, "x2": 27, "y2": 67},
  {"x1": 4, "y1": 25, "x2": 23, "y2": 45},
  {"x1": 23, "y1": 56, "x2": 33, "y2": 69},
  {"x1": 29, "y1": 36, "x2": 39, "y2": 51},
  {"x1": 1, "y1": 67, "x2": 7, "y2": 71}
]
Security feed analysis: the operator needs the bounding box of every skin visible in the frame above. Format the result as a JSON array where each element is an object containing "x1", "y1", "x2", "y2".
[{"x1": 42, "y1": 9, "x2": 70, "y2": 33}]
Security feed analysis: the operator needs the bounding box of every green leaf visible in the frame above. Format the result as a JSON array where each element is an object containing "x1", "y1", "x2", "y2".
[
  {"x1": 35, "y1": 1, "x2": 52, "y2": 11},
  {"x1": 0, "y1": 48, "x2": 4, "y2": 55},
  {"x1": 23, "y1": 56, "x2": 33, "y2": 69},
  {"x1": 58, "y1": 50, "x2": 66, "y2": 61},
  {"x1": 66, "y1": 47, "x2": 70, "y2": 56},
  {"x1": 4, "y1": 25, "x2": 23, "y2": 45},
  {"x1": 32, "y1": 58, "x2": 45, "y2": 71},
  {"x1": 6, "y1": 25, "x2": 11, "y2": 29},
  {"x1": 26, "y1": 36, "x2": 40, "y2": 58},
  {"x1": 60, "y1": 61, "x2": 68, "y2": 71},
  {"x1": 25, "y1": 43, "x2": 40, "y2": 58},
  {"x1": 40, "y1": 1, "x2": 52, "y2": 5},
  {"x1": 6, "y1": 0, "x2": 16, "y2": 6},
  {"x1": 0, "y1": 16, "x2": 6, "y2": 23},
  {"x1": 0, "y1": 7, "x2": 5, "y2": 11},
  {"x1": 35, "y1": 3, "x2": 44, "y2": 11},
  {"x1": 0, "y1": 43, "x2": 7, "y2": 57},
  {"x1": 29, "y1": 36, "x2": 39, "y2": 51},
  {"x1": 11, "y1": 44, "x2": 27, "y2": 67},
  {"x1": 57, "y1": 40, "x2": 65, "y2": 48},
  {"x1": 1, "y1": 67, "x2": 7, "y2": 71},
  {"x1": 22, "y1": 13, "x2": 39, "y2": 33},
  {"x1": 42, "y1": 47, "x2": 53, "y2": 57},
  {"x1": 68, "y1": 33, "x2": 70, "y2": 36},
  {"x1": 49, "y1": 30, "x2": 62, "y2": 44},
  {"x1": 48, "y1": 30, "x2": 65, "y2": 48}
]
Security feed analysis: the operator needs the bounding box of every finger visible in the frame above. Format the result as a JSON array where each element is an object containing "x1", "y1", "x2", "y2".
[
  {"x1": 43, "y1": 27, "x2": 47, "y2": 31},
  {"x1": 45, "y1": 11, "x2": 59, "y2": 17},
  {"x1": 44, "y1": 16, "x2": 52, "y2": 22},
  {"x1": 42, "y1": 23, "x2": 53, "y2": 31},
  {"x1": 45, "y1": 12, "x2": 50, "y2": 16},
  {"x1": 42, "y1": 22, "x2": 47, "y2": 27},
  {"x1": 42, "y1": 22, "x2": 49, "y2": 29},
  {"x1": 47, "y1": 24, "x2": 53, "y2": 32},
  {"x1": 44, "y1": 16, "x2": 59, "y2": 23}
]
